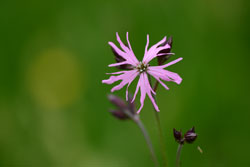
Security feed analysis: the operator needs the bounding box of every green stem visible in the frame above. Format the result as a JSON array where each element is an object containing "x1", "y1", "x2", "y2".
[
  {"x1": 123, "y1": 110, "x2": 159, "y2": 167},
  {"x1": 176, "y1": 144, "x2": 183, "y2": 167},
  {"x1": 153, "y1": 105, "x2": 168, "y2": 167},
  {"x1": 148, "y1": 75, "x2": 168, "y2": 167}
]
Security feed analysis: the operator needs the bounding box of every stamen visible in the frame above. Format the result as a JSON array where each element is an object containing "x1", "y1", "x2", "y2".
[{"x1": 136, "y1": 62, "x2": 149, "y2": 73}]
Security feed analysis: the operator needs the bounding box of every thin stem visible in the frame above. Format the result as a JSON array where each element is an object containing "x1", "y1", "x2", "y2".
[
  {"x1": 123, "y1": 110, "x2": 159, "y2": 167},
  {"x1": 148, "y1": 75, "x2": 168, "y2": 167},
  {"x1": 176, "y1": 144, "x2": 183, "y2": 167},
  {"x1": 153, "y1": 105, "x2": 168, "y2": 167},
  {"x1": 153, "y1": 80, "x2": 159, "y2": 92},
  {"x1": 135, "y1": 117, "x2": 159, "y2": 167}
]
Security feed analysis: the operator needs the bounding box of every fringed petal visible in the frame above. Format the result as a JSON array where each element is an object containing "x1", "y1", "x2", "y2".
[
  {"x1": 147, "y1": 57, "x2": 182, "y2": 90},
  {"x1": 108, "y1": 33, "x2": 139, "y2": 67},
  {"x1": 102, "y1": 70, "x2": 138, "y2": 94},
  {"x1": 161, "y1": 57, "x2": 183, "y2": 68},
  {"x1": 143, "y1": 36, "x2": 169, "y2": 64},
  {"x1": 108, "y1": 61, "x2": 129, "y2": 67},
  {"x1": 137, "y1": 73, "x2": 159, "y2": 114}
]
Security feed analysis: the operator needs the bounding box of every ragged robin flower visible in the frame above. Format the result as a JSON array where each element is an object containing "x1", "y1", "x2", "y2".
[{"x1": 102, "y1": 32, "x2": 182, "y2": 113}]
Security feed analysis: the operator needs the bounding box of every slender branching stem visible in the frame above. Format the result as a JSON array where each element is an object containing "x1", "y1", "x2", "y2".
[
  {"x1": 176, "y1": 144, "x2": 183, "y2": 167},
  {"x1": 123, "y1": 110, "x2": 159, "y2": 167}
]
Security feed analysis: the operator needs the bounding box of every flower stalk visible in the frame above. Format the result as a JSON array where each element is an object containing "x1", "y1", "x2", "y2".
[
  {"x1": 173, "y1": 127, "x2": 198, "y2": 167},
  {"x1": 123, "y1": 109, "x2": 159, "y2": 167},
  {"x1": 148, "y1": 75, "x2": 168, "y2": 167},
  {"x1": 108, "y1": 94, "x2": 159, "y2": 167},
  {"x1": 176, "y1": 144, "x2": 183, "y2": 167},
  {"x1": 153, "y1": 109, "x2": 168, "y2": 167}
]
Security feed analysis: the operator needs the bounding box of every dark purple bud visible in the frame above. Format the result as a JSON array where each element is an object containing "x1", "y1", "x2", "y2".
[
  {"x1": 167, "y1": 36, "x2": 173, "y2": 47},
  {"x1": 186, "y1": 127, "x2": 195, "y2": 134},
  {"x1": 184, "y1": 127, "x2": 197, "y2": 144},
  {"x1": 173, "y1": 128, "x2": 184, "y2": 144},
  {"x1": 107, "y1": 94, "x2": 136, "y2": 121},
  {"x1": 157, "y1": 36, "x2": 174, "y2": 65},
  {"x1": 111, "y1": 47, "x2": 134, "y2": 70},
  {"x1": 108, "y1": 94, "x2": 127, "y2": 109},
  {"x1": 108, "y1": 109, "x2": 129, "y2": 120}
]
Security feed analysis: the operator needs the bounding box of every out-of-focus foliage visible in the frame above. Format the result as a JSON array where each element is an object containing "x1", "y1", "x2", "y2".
[{"x1": 0, "y1": 0, "x2": 249, "y2": 166}]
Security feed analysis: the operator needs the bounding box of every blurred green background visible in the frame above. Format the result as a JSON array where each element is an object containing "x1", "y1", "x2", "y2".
[{"x1": 0, "y1": 0, "x2": 249, "y2": 166}]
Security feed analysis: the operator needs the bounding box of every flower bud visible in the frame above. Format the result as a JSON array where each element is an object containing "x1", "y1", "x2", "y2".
[
  {"x1": 173, "y1": 128, "x2": 184, "y2": 144},
  {"x1": 184, "y1": 127, "x2": 197, "y2": 143},
  {"x1": 167, "y1": 36, "x2": 173, "y2": 47},
  {"x1": 108, "y1": 109, "x2": 129, "y2": 120},
  {"x1": 157, "y1": 36, "x2": 174, "y2": 65},
  {"x1": 173, "y1": 128, "x2": 182, "y2": 140},
  {"x1": 108, "y1": 94, "x2": 127, "y2": 109},
  {"x1": 173, "y1": 126, "x2": 198, "y2": 144},
  {"x1": 107, "y1": 94, "x2": 136, "y2": 120}
]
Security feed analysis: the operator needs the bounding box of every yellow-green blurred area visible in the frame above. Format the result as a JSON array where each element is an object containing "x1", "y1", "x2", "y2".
[{"x1": 0, "y1": 0, "x2": 249, "y2": 166}]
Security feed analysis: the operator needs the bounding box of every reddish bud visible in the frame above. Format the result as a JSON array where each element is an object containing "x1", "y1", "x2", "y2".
[
  {"x1": 157, "y1": 36, "x2": 174, "y2": 65},
  {"x1": 107, "y1": 94, "x2": 136, "y2": 120},
  {"x1": 108, "y1": 94, "x2": 127, "y2": 109},
  {"x1": 108, "y1": 109, "x2": 129, "y2": 120},
  {"x1": 184, "y1": 127, "x2": 197, "y2": 143},
  {"x1": 173, "y1": 128, "x2": 184, "y2": 144},
  {"x1": 173, "y1": 126, "x2": 198, "y2": 144}
]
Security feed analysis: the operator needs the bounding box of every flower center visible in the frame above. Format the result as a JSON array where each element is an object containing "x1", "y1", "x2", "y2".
[{"x1": 136, "y1": 62, "x2": 149, "y2": 73}]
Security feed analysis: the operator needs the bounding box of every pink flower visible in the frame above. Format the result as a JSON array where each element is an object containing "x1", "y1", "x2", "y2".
[{"x1": 102, "y1": 32, "x2": 183, "y2": 114}]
